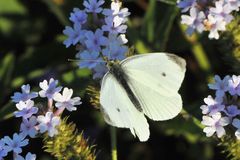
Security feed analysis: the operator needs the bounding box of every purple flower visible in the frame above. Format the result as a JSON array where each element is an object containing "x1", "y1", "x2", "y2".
[
  {"x1": 200, "y1": 95, "x2": 225, "y2": 116},
  {"x1": 207, "y1": 14, "x2": 226, "y2": 39},
  {"x1": 228, "y1": 75, "x2": 240, "y2": 96},
  {"x1": 14, "y1": 100, "x2": 38, "y2": 119},
  {"x1": 210, "y1": 1, "x2": 233, "y2": 24},
  {"x1": 11, "y1": 84, "x2": 38, "y2": 103},
  {"x1": 83, "y1": 0, "x2": 105, "y2": 13},
  {"x1": 102, "y1": 16, "x2": 127, "y2": 34},
  {"x1": 177, "y1": 0, "x2": 196, "y2": 12},
  {"x1": 76, "y1": 50, "x2": 103, "y2": 69},
  {"x1": 69, "y1": 8, "x2": 88, "y2": 25},
  {"x1": 208, "y1": 75, "x2": 230, "y2": 97},
  {"x1": 85, "y1": 29, "x2": 108, "y2": 52},
  {"x1": 201, "y1": 113, "x2": 230, "y2": 138},
  {"x1": 178, "y1": 0, "x2": 238, "y2": 39},
  {"x1": 54, "y1": 88, "x2": 82, "y2": 112},
  {"x1": 37, "y1": 112, "x2": 60, "y2": 137},
  {"x1": 20, "y1": 117, "x2": 38, "y2": 138},
  {"x1": 103, "y1": 1, "x2": 130, "y2": 24},
  {"x1": 39, "y1": 78, "x2": 62, "y2": 99},
  {"x1": 226, "y1": 0, "x2": 240, "y2": 11},
  {"x1": 3, "y1": 133, "x2": 29, "y2": 154},
  {"x1": 181, "y1": 8, "x2": 205, "y2": 35},
  {"x1": 63, "y1": 24, "x2": 86, "y2": 48},
  {"x1": 102, "y1": 43, "x2": 127, "y2": 60},
  {"x1": 232, "y1": 118, "x2": 240, "y2": 139},
  {"x1": 102, "y1": 34, "x2": 128, "y2": 60}
]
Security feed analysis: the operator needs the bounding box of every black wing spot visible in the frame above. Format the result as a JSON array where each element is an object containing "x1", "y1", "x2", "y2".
[
  {"x1": 117, "y1": 108, "x2": 120, "y2": 112},
  {"x1": 162, "y1": 72, "x2": 166, "y2": 77},
  {"x1": 167, "y1": 54, "x2": 186, "y2": 72}
]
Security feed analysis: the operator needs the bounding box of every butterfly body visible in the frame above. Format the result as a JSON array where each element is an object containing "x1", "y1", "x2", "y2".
[
  {"x1": 100, "y1": 53, "x2": 186, "y2": 141},
  {"x1": 109, "y1": 62, "x2": 143, "y2": 112}
]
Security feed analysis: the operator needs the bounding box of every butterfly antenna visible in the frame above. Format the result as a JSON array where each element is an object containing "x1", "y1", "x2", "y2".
[
  {"x1": 68, "y1": 59, "x2": 80, "y2": 62},
  {"x1": 68, "y1": 58, "x2": 106, "y2": 63}
]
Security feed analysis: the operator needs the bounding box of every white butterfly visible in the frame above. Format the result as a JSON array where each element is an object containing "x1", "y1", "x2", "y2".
[{"x1": 100, "y1": 52, "x2": 186, "y2": 141}]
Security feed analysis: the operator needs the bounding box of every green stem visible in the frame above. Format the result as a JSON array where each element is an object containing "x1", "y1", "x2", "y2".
[
  {"x1": 179, "y1": 24, "x2": 213, "y2": 82},
  {"x1": 110, "y1": 127, "x2": 117, "y2": 160}
]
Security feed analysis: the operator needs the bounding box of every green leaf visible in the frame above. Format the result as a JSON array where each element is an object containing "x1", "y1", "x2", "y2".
[
  {"x1": 0, "y1": 53, "x2": 15, "y2": 103},
  {"x1": 0, "y1": 102, "x2": 15, "y2": 121},
  {"x1": 0, "y1": 0, "x2": 26, "y2": 14},
  {"x1": 158, "y1": 0, "x2": 177, "y2": 5},
  {"x1": 42, "y1": 0, "x2": 69, "y2": 26},
  {"x1": 142, "y1": 0, "x2": 179, "y2": 51}
]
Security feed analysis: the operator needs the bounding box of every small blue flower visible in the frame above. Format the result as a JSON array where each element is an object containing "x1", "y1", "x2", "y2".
[
  {"x1": 0, "y1": 139, "x2": 9, "y2": 158},
  {"x1": 200, "y1": 95, "x2": 225, "y2": 116},
  {"x1": 11, "y1": 84, "x2": 38, "y2": 103},
  {"x1": 177, "y1": 0, "x2": 239, "y2": 39},
  {"x1": 201, "y1": 112, "x2": 230, "y2": 138},
  {"x1": 83, "y1": 0, "x2": 105, "y2": 13},
  {"x1": 102, "y1": 44, "x2": 127, "y2": 60},
  {"x1": 208, "y1": 75, "x2": 230, "y2": 98},
  {"x1": 3, "y1": 133, "x2": 29, "y2": 154},
  {"x1": 53, "y1": 87, "x2": 82, "y2": 112},
  {"x1": 92, "y1": 63, "x2": 108, "y2": 79},
  {"x1": 102, "y1": 34, "x2": 128, "y2": 60},
  {"x1": 227, "y1": 0, "x2": 240, "y2": 11},
  {"x1": 181, "y1": 8, "x2": 205, "y2": 35},
  {"x1": 103, "y1": 1, "x2": 130, "y2": 24},
  {"x1": 206, "y1": 14, "x2": 227, "y2": 39},
  {"x1": 14, "y1": 100, "x2": 38, "y2": 119},
  {"x1": 15, "y1": 152, "x2": 36, "y2": 160},
  {"x1": 177, "y1": 0, "x2": 196, "y2": 12},
  {"x1": 39, "y1": 78, "x2": 62, "y2": 100},
  {"x1": 37, "y1": 112, "x2": 60, "y2": 137},
  {"x1": 76, "y1": 50, "x2": 103, "y2": 69},
  {"x1": 20, "y1": 117, "x2": 38, "y2": 138},
  {"x1": 232, "y1": 118, "x2": 240, "y2": 139},
  {"x1": 63, "y1": 24, "x2": 86, "y2": 48},
  {"x1": 69, "y1": 8, "x2": 88, "y2": 25},
  {"x1": 102, "y1": 16, "x2": 127, "y2": 34},
  {"x1": 228, "y1": 75, "x2": 240, "y2": 96},
  {"x1": 224, "y1": 105, "x2": 240, "y2": 117},
  {"x1": 210, "y1": 1, "x2": 233, "y2": 23},
  {"x1": 85, "y1": 29, "x2": 108, "y2": 52}
]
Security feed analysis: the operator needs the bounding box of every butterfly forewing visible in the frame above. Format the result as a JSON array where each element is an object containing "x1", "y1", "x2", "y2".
[
  {"x1": 100, "y1": 73, "x2": 150, "y2": 141},
  {"x1": 120, "y1": 53, "x2": 186, "y2": 121},
  {"x1": 121, "y1": 53, "x2": 186, "y2": 97}
]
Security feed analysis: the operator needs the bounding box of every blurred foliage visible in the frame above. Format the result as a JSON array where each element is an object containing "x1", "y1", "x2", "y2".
[
  {"x1": 220, "y1": 135, "x2": 240, "y2": 160},
  {"x1": 0, "y1": 0, "x2": 239, "y2": 159},
  {"x1": 43, "y1": 117, "x2": 96, "y2": 160},
  {"x1": 86, "y1": 85, "x2": 100, "y2": 109},
  {"x1": 217, "y1": 14, "x2": 240, "y2": 73}
]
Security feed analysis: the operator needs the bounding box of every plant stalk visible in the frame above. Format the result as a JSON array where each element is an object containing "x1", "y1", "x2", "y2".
[{"x1": 110, "y1": 127, "x2": 117, "y2": 160}]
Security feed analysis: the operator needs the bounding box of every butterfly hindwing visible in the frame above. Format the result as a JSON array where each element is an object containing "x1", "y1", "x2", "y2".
[{"x1": 128, "y1": 78, "x2": 182, "y2": 121}]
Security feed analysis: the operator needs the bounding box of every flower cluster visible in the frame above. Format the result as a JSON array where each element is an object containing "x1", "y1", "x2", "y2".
[
  {"x1": 201, "y1": 75, "x2": 240, "y2": 139},
  {"x1": 0, "y1": 78, "x2": 81, "y2": 159},
  {"x1": 177, "y1": 0, "x2": 240, "y2": 39},
  {"x1": 63, "y1": 0, "x2": 130, "y2": 79}
]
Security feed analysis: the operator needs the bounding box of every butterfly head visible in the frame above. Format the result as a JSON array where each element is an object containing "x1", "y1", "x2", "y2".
[{"x1": 106, "y1": 60, "x2": 121, "y2": 70}]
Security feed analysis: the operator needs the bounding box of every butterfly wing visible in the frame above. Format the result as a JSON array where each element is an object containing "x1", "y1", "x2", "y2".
[
  {"x1": 121, "y1": 52, "x2": 186, "y2": 121},
  {"x1": 100, "y1": 72, "x2": 150, "y2": 141}
]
